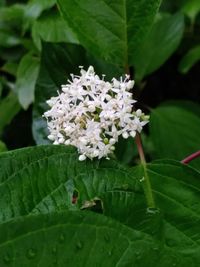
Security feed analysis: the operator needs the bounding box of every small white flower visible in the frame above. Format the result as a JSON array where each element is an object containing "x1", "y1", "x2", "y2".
[
  {"x1": 64, "y1": 140, "x2": 70, "y2": 145},
  {"x1": 79, "y1": 154, "x2": 86, "y2": 161},
  {"x1": 136, "y1": 109, "x2": 142, "y2": 117},
  {"x1": 48, "y1": 134, "x2": 55, "y2": 141},
  {"x1": 130, "y1": 131, "x2": 136, "y2": 138},
  {"x1": 109, "y1": 138, "x2": 116, "y2": 145},
  {"x1": 122, "y1": 132, "x2": 129, "y2": 139},
  {"x1": 44, "y1": 66, "x2": 149, "y2": 160}
]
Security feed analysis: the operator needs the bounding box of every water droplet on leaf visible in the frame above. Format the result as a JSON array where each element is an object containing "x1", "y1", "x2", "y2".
[
  {"x1": 3, "y1": 253, "x2": 12, "y2": 264},
  {"x1": 135, "y1": 251, "x2": 140, "y2": 256},
  {"x1": 146, "y1": 207, "x2": 160, "y2": 214},
  {"x1": 76, "y1": 241, "x2": 83, "y2": 249},
  {"x1": 104, "y1": 233, "x2": 110, "y2": 242},
  {"x1": 122, "y1": 184, "x2": 129, "y2": 190},
  {"x1": 26, "y1": 248, "x2": 37, "y2": 259},
  {"x1": 166, "y1": 239, "x2": 177, "y2": 247},
  {"x1": 59, "y1": 234, "x2": 65, "y2": 243},
  {"x1": 152, "y1": 247, "x2": 159, "y2": 251}
]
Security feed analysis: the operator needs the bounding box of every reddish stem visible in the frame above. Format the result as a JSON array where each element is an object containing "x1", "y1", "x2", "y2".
[
  {"x1": 181, "y1": 150, "x2": 200, "y2": 164},
  {"x1": 135, "y1": 133, "x2": 146, "y2": 165}
]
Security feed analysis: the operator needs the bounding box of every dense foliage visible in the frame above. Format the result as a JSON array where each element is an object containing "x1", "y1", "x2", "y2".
[{"x1": 0, "y1": 0, "x2": 200, "y2": 266}]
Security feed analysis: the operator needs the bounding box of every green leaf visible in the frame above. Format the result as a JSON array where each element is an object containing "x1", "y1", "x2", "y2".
[
  {"x1": 130, "y1": 160, "x2": 200, "y2": 264},
  {"x1": 133, "y1": 13, "x2": 184, "y2": 81},
  {"x1": 0, "y1": 29, "x2": 21, "y2": 47},
  {"x1": 149, "y1": 101, "x2": 200, "y2": 169},
  {"x1": 0, "y1": 145, "x2": 77, "y2": 222},
  {"x1": 23, "y1": 0, "x2": 56, "y2": 31},
  {"x1": 57, "y1": 0, "x2": 161, "y2": 66},
  {"x1": 181, "y1": 0, "x2": 200, "y2": 22},
  {"x1": 16, "y1": 53, "x2": 40, "y2": 109},
  {"x1": 31, "y1": 10, "x2": 79, "y2": 50},
  {"x1": 0, "y1": 4, "x2": 25, "y2": 47},
  {"x1": 1, "y1": 61, "x2": 18, "y2": 76},
  {"x1": 24, "y1": 0, "x2": 56, "y2": 21},
  {"x1": 102, "y1": 190, "x2": 165, "y2": 241},
  {"x1": 0, "y1": 210, "x2": 183, "y2": 267},
  {"x1": 134, "y1": 160, "x2": 200, "y2": 243},
  {"x1": 0, "y1": 145, "x2": 129, "y2": 222},
  {"x1": 73, "y1": 166, "x2": 136, "y2": 210},
  {"x1": 102, "y1": 159, "x2": 200, "y2": 244},
  {"x1": 0, "y1": 4, "x2": 25, "y2": 28},
  {"x1": 33, "y1": 42, "x2": 122, "y2": 144},
  {"x1": 0, "y1": 151, "x2": 199, "y2": 265},
  {"x1": 0, "y1": 91, "x2": 21, "y2": 135},
  {"x1": 179, "y1": 45, "x2": 200, "y2": 74}
]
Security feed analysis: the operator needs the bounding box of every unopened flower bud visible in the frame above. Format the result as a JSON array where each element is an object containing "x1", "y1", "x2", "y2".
[
  {"x1": 130, "y1": 131, "x2": 136, "y2": 138},
  {"x1": 122, "y1": 132, "x2": 129, "y2": 139},
  {"x1": 79, "y1": 154, "x2": 86, "y2": 161},
  {"x1": 48, "y1": 134, "x2": 55, "y2": 141}
]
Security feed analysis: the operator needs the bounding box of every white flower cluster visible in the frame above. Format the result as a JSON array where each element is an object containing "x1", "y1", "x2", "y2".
[{"x1": 44, "y1": 66, "x2": 149, "y2": 161}]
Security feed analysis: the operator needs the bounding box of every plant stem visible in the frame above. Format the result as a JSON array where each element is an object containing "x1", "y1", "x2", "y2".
[
  {"x1": 125, "y1": 64, "x2": 155, "y2": 208},
  {"x1": 135, "y1": 133, "x2": 155, "y2": 209},
  {"x1": 181, "y1": 150, "x2": 200, "y2": 164}
]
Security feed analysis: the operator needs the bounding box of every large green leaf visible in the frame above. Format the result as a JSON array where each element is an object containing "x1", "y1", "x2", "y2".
[
  {"x1": 0, "y1": 153, "x2": 200, "y2": 265},
  {"x1": 0, "y1": 210, "x2": 185, "y2": 267},
  {"x1": 0, "y1": 145, "x2": 129, "y2": 223},
  {"x1": 133, "y1": 12, "x2": 184, "y2": 81},
  {"x1": 149, "y1": 101, "x2": 200, "y2": 169},
  {"x1": 1, "y1": 147, "x2": 200, "y2": 264},
  {"x1": 31, "y1": 10, "x2": 79, "y2": 50},
  {"x1": 132, "y1": 160, "x2": 200, "y2": 248},
  {"x1": 57, "y1": 0, "x2": 161, "y2": 66},
  {"x1": 16, "y1": 52, "x2": 40, "y2": 109},
  {"x1": 76, "y1": 156, "x2": 200, "y2": 246},
  {"x1": 102, "y1": 160, "x2": 200, "y2": 264},
  {"x1": 33, "y1": 42, "x2": 122, "y2": 144}
]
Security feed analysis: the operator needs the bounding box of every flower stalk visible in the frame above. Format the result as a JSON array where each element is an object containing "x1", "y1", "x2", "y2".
[
  {"x1": 181, "y1": 150, "x2": 200, "y2": 164},
  {"x1": 135, "y1": 133, "x2": 155, "y2": 209}
]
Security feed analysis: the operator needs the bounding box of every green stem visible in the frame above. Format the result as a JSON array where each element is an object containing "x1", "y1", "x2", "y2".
[
  {"x1": 125, "y1": 64, "x2": 155, "y2": 208},
  {"x1": 135, "y1": 133, "x2": 155, "y2": 209}
]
